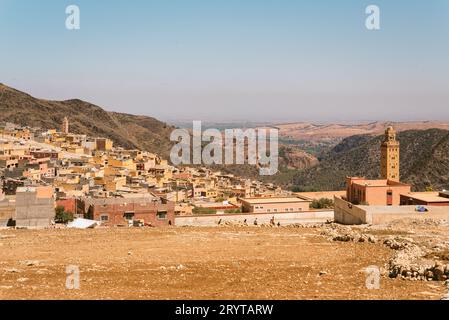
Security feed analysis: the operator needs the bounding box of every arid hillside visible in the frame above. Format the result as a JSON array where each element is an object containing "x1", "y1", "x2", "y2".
[
  {"x1": 0, "y1": 84, "x2": 176, "y2": 157},
  {"x1": 293, "y1": 129, "x2": 449, "y2": 191}
]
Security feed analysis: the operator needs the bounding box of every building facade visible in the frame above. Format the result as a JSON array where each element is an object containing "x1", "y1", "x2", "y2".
[
  {"x1": 400, "y1": 191, "x2": 449, "y2": 206},
  {"x1": 345, "y1": 177, "x2": 411, "y2": 206},
  {"x1": 85, "y1": 196, "x2": 175, "y2": 227},
  {"x1": 240, "y1": 196, "x2": 312, "y2": 214}
]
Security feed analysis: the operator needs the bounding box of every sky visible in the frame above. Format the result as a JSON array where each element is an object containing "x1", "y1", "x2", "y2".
[{"x1": 1, "y1": 0, "x2": 449, "y2": 123}]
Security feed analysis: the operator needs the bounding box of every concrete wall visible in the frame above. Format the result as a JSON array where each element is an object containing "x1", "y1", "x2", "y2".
[
  {"x1": 175, "y1": 210, "x2": 333, "y2": 227},
  {"x1": 15, "y1": 190, "x2": 55, "y2": 228},
  {"x1": 0, "y1": 199, "x2": 15, "y2": 227},
  {"x1": 366, "y1": 206, "x2": 449, "y2": 225},
  {"x1": 334, "y1": 196, "x2": 368, "y2": 225},
  {"x1": 334, "y1": 196, "x2": 449, "y2": 225}
]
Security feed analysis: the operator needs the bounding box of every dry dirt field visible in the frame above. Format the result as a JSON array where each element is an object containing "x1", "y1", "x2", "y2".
[{"x1": 0, "y1": 224, "x2": 448, "y2": 300}]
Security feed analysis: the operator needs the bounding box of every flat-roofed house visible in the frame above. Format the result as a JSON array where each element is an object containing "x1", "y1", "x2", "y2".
[
  {"x1": 346, "y1": 177, "x2": 411, "y2": 206},
  {"x1": 84, "y1": 196, "x2": 175, "y2": 227},
  {"x1": 400, "y1": 191, "x2": 449, "y2": 206},
  {"x1": 240, "y1": 196, "x2": 312, "y2": 214}
]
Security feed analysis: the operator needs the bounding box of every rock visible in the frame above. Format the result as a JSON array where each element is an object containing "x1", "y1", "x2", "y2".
[
  {"x1": 433, "y1": 264, "x2": 445, "y2": 281},
  {"x1": 17, "y1": 278, "x2": 29, "y2": 282},
  {"x1": 333, "y1": 234, "x2": 353, "y2": 242},
  {"x1": 24, "y1": 260, "x2": 39, "y2": 267},
  {"x1": 368, "y1": 236, "x2": 377, "y2": 243},
  {"x1": 4, "y1": 268, "x2": 20, "y2": 273},
  {"x1": 319, "y1": 271, "x2": 328, "y2": 276}
]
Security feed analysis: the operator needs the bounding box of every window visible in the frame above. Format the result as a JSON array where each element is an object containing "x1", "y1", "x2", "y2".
[
  {"x1": 157, "y1": 211, "x2": 167, "y2": 220},
  {"x1": 124, "y1": 212, "x2": 134, "y2": 220},
  {"x1": 387, "y1": 191, "x2": 393, "y2": 206},
  {"x1": 100, "y1": 215, "x2": 109, "y2": 222}
]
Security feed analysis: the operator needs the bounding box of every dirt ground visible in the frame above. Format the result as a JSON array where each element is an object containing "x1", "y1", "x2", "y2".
[{"x1": 0, "y1": 225, "x2": 447, "y2": 300}]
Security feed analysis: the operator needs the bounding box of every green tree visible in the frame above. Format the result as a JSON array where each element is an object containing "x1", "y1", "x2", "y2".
[{"x1": 55, "y1": 206, "x2": 74, "y2": 224}]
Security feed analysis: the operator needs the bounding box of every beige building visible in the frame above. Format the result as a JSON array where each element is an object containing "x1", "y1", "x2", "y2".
[{"x1": 240, "y1": 196, "x2": 312, "y2": 214}]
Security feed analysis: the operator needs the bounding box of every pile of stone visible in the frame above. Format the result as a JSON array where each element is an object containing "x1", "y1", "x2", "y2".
[
  {"x1": 389, "y1": 261, "x2": 449, "y2": 281},
  {"x1": 383, "y1": 236, "x2": 415, "y2": 250},
  {"x1": 220, "y1": 221, "x2": 247, "y2": 227},
  {"x1": 286, "y1": 223, "x2": 323, "y2": 229},
  {"x1": 385, "y1": 236, "x2": 449, "y2": 281},
  {"x1": 321, "y1": 224, "x2": 377, "y2": 243}
]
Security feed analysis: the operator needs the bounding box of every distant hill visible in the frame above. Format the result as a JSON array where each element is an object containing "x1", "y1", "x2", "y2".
[
  {"x1": 276, "y1": 121, "x2": 449, "y2": 142},
  {"x1": 0, "y1": 84, "x2": 176, "y2": 157},
  {"x1": 292, "y1": 129, "x2": 449, "y2": 192}
]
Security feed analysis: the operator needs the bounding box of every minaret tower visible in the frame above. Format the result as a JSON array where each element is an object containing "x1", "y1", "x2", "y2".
[
  {"x1": 380, "y1": 126, "x2": 400, "y2": 181},
  {"x1": 62, "y1": 116, "x2": 69, "y2": 134}
]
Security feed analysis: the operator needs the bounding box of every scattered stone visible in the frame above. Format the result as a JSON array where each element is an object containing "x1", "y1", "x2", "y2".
[{"x1": 23, "y1": 260, "x2": 40, "y2": 267}]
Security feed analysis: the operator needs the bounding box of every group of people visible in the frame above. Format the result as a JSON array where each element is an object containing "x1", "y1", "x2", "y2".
[{"x1": 217, "y1": 216, "x2": 281, "y2": 227}]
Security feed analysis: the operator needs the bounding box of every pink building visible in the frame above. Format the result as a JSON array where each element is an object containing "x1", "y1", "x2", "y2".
[{"x1": 345, "y1": 177, "x2": 411, "y2": 206}]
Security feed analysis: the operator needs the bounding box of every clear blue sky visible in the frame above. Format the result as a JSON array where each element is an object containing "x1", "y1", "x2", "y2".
[{"x1": 1, "y1": 0, "x2": 449, "y2": 122}]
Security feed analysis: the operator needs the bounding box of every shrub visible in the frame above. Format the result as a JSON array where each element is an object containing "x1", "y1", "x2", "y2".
[
  {"x1": 55, "y1": 205, "x2": 75, "y2": 224},
  {"x1": 310, "y1": 198, "x2": 334, "y2": 209}
]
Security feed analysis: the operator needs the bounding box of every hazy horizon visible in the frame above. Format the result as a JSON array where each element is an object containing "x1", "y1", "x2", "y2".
[{"x1": 2, "y1": 0, "x2": 449, "y2": 122}]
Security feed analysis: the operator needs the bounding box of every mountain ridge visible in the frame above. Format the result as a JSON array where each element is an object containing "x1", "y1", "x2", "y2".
[{"x1": 0, "y1": 83, "x2": 176, "y2": 157}]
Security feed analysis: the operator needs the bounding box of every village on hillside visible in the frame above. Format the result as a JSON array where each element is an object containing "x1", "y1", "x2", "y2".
[
  {"x1": 0, "y1": 117, "x2": 325, "y2": 228},
  {"x1": 1, "y1": 118, "x2": 448, "y2": 230}
]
